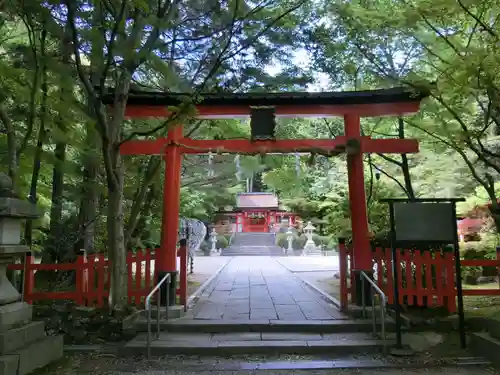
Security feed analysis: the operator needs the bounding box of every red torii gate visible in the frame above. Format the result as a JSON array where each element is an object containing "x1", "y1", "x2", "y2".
[{"x1": 103, "y1": 88, "x2": 428, "y2": 306}]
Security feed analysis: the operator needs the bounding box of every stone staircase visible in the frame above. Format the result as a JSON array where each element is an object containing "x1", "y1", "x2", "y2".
[
  {"x1": 221, "y1": 233, "x2": 283, "y2": 256},
  {"x1": 0, "y1": 302, "x2": 63, "y2": 375},
  {"x1": 469, "y1": 318, "x2": 500, "y2": 367},
  {"x1": 125, "y1": 318, "x2": 396, "y2": 356}
]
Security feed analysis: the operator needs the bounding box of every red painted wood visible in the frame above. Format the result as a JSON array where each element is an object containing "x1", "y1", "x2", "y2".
[
  {"x1": 126, "y1": 251, "x2": 133, "y2": 305},
  {"x1": 463, "y1": 289, "x2": 500, "y2": 296},
  {"x1": 344, "y1": 115, "x2": 371, "y2": 271},
  {"x1": 179, "y1": 243, "x2": 188, "y2": 310},
  {"x1": 444, "y1": 252, "x2": 456, "y2": 312},
  {"x1": 97, "y1": 254, "x2": 105, "y2": 308},
  {"x1": 374, "y1": 248, "x2": 384, "y2": 288},
  {"x1": 403, "y1": 251, "x2": 413, "y2": 306},
  {"x1": 75, "y1": 255, "x2": 85, "y2": 305},
  {"x1": 122, "y1": 101, "x2": 422, "y2": 119},
  {"x1": 383, "y1": 248, "x2": 394, "y2": 304},
  {"x1": 339, "y1": 243, "x2": 500, "y2": 312},
  {"x1": 24, "y1": 255, "x2": 34, "y2": 305},
  {"x1": 423, "y1": 251, "x2": 433, "y2": 303},
  {"x1": 135, "y1": 251, "x2": 143, "y2": 306},
  {"x1": 119, "y1": 137, "x2": 419, "y2": 156},
  {"x1": 414, "y1": 250, "x2": 424, "y2": 306},
  {"x1": 159, "y1": 126, "x2": 183, "y2": 274},
  {"x1": 338, "y1": 242, "x2": 348, "y2": 310},
  {"x1": 87, "y1": 254, "x2": 96, "y2": 306},
  {"x1": 435, "y1": 252, "x2": 444, "y2": 306},
  {"x1": 145, "y1": 249, "x2": 151, "y2": 294},
  {"x1": 462, "y1": 259, "x2": 500, "y2": 267}
]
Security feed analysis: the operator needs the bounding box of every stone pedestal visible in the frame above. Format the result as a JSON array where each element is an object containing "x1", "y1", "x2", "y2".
[{"x1": 0, "y1": 175, "x2": 63, "y2": 375}]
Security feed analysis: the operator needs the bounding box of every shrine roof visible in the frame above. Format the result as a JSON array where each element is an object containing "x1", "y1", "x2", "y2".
[
  {"x1": 101, "y1": 87, "x2": 428, "y2": 107},
  {"x1": 237, "y1": 192, "x2": 279, "y2": 209}
]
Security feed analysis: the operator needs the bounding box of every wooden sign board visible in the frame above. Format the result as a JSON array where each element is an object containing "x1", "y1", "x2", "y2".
[{"x1": 393, "y1": 202, "x2": 455, "y2": 244}]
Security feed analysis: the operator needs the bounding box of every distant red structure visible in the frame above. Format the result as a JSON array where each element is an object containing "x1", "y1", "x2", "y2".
[{"x1": 214, "y1": 192, "x2": 296, "y2": 234}]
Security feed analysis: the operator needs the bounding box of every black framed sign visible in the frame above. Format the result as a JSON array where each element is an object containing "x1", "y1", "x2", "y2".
[{"x1": 393, "y1": 201, "x2": 455, "y2": 244}]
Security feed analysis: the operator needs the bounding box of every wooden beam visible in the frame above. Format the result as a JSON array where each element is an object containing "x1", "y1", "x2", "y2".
[
  {"x1": 119, "y1": 136, "x2": 419, "y2": 155},
  {"x1": 360, "y1": 138, "x2": 419, "y2": 154},
  {"x1": 178, "y1": 138, "x2": 347, "y2": 154},
  {"x1": 122, "y1": 101, "x2": 422, "y2": 119}
]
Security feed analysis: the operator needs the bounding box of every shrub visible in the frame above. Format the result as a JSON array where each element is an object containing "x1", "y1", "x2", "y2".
[
  {"x1": 276, "y1": 233, "x2": 308, "y2": 250},
  {"x1": 292, "y1": 235, "x2": 307, "y2": 250},
  {"x1": 216, "y1": 235, "x2": 229, "y2": 249},
  {"x1": 276, "y1": 233, "x2": 288, "y2": 248},
  {"x1": 200, "y1": 240, "x2": 210, "y2": 253},
  {"x1": 312, "y1": 234, "x2": 329, "y2": 247}
]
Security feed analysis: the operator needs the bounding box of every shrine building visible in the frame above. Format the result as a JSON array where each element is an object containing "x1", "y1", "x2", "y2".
[{"x1": 213, "y1": 192, "x2": 297, "y2": 234}]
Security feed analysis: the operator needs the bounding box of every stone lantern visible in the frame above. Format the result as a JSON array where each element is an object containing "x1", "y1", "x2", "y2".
[
  {"x1": 0, "y1": 173, "x2": 62, "y2": 374},
  {"x1": 286, "y1": 226, "x2": 293, "y2": 255},
  {"x1": 303, "y1": 221, "x2": 316, "y2": 254},
  {"x1": 210, "y1": 228, "x2": 218, "y2": 252}
]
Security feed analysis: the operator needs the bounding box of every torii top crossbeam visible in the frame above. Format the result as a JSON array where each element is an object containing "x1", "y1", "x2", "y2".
[
  {"x1": 105, "y1": 86, "x2": 426, "y2": 118},
  {"x1": 102, "y1": 87, "x2": 426, "y2": 156},
  {"x1": 102, "y1": 86, "x2": 428, "y2": 307}
]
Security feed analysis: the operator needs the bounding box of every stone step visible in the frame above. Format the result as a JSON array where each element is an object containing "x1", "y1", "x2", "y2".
[
  {"x1": 232, "y1": 233, "x2": 276, "y2": 246},
  {"x1": 140, "y1": 305, "x2": 186, "y2": 320},
  {"x1": 122, "y1": 331, "x2": 390, "y2": 356},
  {"x1": 134, "y1": 318, "x2": 395, "y2": 333},
  {"x1": 470, "y1": 332, "x2": 500, "y2": 368},
  {"x1": 221, "y1": 246, "x2": 283, "y2": 256},
  {"x1": 0, "y1": 321, "x2": 46, "y2": 355},
  {"x1": 0, "y1": 334, "x2": 63, "y2": 375}
]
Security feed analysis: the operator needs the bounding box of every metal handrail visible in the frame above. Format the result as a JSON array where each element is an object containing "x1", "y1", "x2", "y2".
[
  {"x1": 145, "y1": 272, "x2": 171, "y2": 359},
  {"x1": 360, "y1": 271, "x2": 387, "y2": 354}
]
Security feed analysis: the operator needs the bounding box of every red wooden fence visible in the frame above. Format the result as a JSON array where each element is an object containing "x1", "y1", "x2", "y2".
[
  {"x1": 7, "y1": 244, "x2": 188, "y2": 309},
  {"x1": 339, "y1": 242, "x2": 500, "y2": 312}
]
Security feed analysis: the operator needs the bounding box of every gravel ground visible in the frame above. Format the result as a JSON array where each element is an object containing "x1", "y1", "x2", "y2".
[
  {"x1": 34, "y1": 349, "x2": 498, "y2": 375},
  {"x1": 35, "y1": 353, "x2": 498, "y2": 375},
  {"x1": 92, "y1": 369, "x2": 498, "y2": 375}
]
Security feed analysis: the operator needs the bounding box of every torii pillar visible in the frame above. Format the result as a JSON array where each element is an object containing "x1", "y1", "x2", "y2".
[
  {"x1": 344, "y1": 115, "x2": 373, "y2": 306},
  {"x1": 157, "y1": 125, "x2": 183, "y2": 305}
]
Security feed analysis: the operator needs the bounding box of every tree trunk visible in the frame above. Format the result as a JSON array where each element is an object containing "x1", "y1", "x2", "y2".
[
  {"x1": 106, "y1": 152, "x2": 128, "y2": 310},
  {"x1": 43, "y1": 27, "x2": 71, "y2": 263},
  {"x1": 0, "y1": 106, "x2": 17, "y2": 191},
  {"x1": 104, "y1": 72, "x2": 131, "y2": 311},
  {"x1": 78, "y1": 115, "x2": 100, "y2": 255},
  {"x1": 397, "y1": 117, "x2": 415, "y2": 199},
  {"x1": 78, "y1": 1, "x2": 104, "y2": 254},
  {"x1": 24, "y1": 71, "x2": 48, "y2": 246},
  {"x1": 44, "y1": 142, "x2": 66, "y2": 263},
  {"x1": 126, "y1": 157, "x2": 161, "y2": 246},
  {"x1": 128, "y1": 182, "x2": 159, "y2": 248}
]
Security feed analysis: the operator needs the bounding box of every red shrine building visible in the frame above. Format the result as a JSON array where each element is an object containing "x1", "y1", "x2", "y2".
[{"x1": 214, "y1": 192, "x2": 297, "y2": 234}]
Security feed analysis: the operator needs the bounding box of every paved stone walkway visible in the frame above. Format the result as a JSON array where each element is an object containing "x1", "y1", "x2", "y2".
[{"x1": 191, "y1": 256, "x2": 345, "y2": 321}]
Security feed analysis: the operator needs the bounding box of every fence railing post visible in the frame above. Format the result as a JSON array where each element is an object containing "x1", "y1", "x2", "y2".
[
  {"x1": 497, "y1": 247, "x2": 500, "y2": 290},
  {"x1": 23, "y1": 252, "x2": 34, "y2": 304},
  {"x1": 179, "y1": 239, "x2": 188, "y2": 310},
  {"x1": 338, "y1": 238, "x2": 348, "y2": 310},
  {"x1": 75, "y1": 251, "x2": 85, "y2": 305}
]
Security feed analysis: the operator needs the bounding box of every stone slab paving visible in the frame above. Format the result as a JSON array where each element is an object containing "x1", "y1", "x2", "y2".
[
  {"x1": 276, "y1": 255, "x2": 340, "y2": 273},
  {"x1": 190, "y1": 256, "x2": 345, "y2": 321}
]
